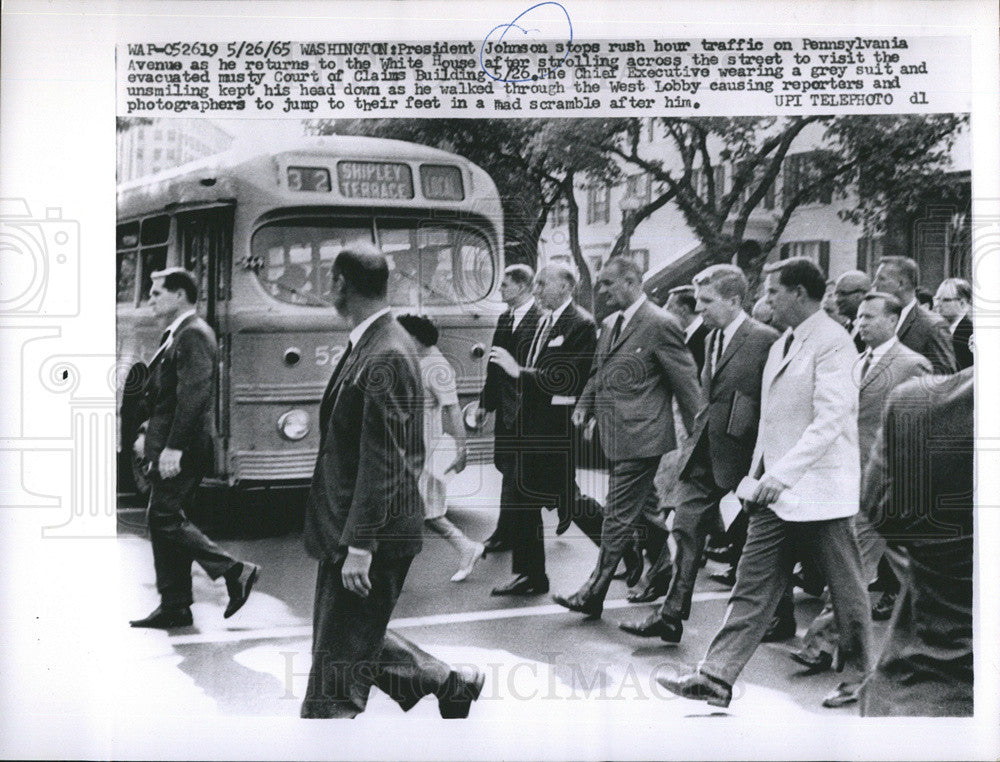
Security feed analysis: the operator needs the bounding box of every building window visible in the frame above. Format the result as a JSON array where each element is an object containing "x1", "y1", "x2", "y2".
[
  {"x1": 783, "y1": 152, "x2": 834, "y2": 207},
  {"x1": 625, "y1": 173, "x2": 651, "y2": 205},
  {"x1": 857, "y1": 236, "x2": 884, "y2": 273},
  {"x1": 552, "y1": 199, "x2": 568, "y2": 227},
  {"x1": 167, "y1": 129, "x2": 176, "y2": 140},
  {"x1": 780, "y1": 240, "x2": 831, "y2": 275},
  {"x1": 736, "y1": 163, "x2": 777, "y2": 211},
  {"x1": 153, "y1": 148, "x2": 161, "y2": 160},
  {"x1": 154, "y1": 129, "x2": 163, "y2": 140},
  {"x1": 587, "y1": 184, "x2": 610, "y2": 225},
  {"x1": 166, "y1": 150, "x2": 175, "y2": 161}
]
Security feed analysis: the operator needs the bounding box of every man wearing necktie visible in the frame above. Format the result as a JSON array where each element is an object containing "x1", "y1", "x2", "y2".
[
  {"x1": 661, "y1": 257, "x2": 873, "y2": 710},
  {"x1": 793, "y1": 291, "x2": 930, "y2": 672},
  {"x1": 301, "y1": 243, "x2": 484, "y2": 718},
  {"x1": 833, "y1": 270, "x2": 872, "y2": 354},
  {"x1": 873, "y1": 256, "x2": 957, "y2": 374},
  {"x1": 552, "y1": 256, "x2": 700, "y2": 620},
  {"x1": 474, "y1": 264, "x2": 541, "y2": 554},
  {"x1": 129, "y1": 268, "x2": 260, "y2": 630},
  {"x1": 487, "y1": 263, "x2": 599, "y2": 597},
  {"x1": 619, "y1": 264, "x2": 778, "y2": 644}
]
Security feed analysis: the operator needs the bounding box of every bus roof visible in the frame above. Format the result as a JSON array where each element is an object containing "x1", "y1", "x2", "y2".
[{"x1": 117, "y1": 134, "x2": 500, "y2": 219}]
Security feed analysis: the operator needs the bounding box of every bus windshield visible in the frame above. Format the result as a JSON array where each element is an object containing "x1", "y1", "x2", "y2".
[{"x1": 251, "y1": 216, "x2": 495, "y2": 307}]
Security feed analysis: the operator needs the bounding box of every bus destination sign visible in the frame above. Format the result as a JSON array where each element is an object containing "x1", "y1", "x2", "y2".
[{"x1": 337, "y1": 161, "x2": 415, "y2": 199}]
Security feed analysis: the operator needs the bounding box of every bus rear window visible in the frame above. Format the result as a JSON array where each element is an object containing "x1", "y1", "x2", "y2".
[{"x1": 250, "y1": 218, "x2": 494, "y2": 308}]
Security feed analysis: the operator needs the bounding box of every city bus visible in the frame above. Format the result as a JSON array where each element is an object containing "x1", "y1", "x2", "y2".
[{"x1": 117, "y1": 134, "x2": 503, "y2": 495}]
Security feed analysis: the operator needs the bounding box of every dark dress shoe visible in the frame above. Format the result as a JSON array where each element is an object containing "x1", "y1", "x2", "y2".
[
  {"x1": 626, "y1": 577, "x2": 670, "y2": 603},
  {"x1": 789, "y1": 647, "x2": 833, "y2": 674},
  {"x1": 821, "y1": 680, "x2": 861, "y2": 708},
  {"x1": 613, "y1": 544, "x2": 644, "y2": 587},
  {"x1": 657, "y1": 671, "x2": 732, "y2": 708},
  {"x1": 792, "y1": 571, "x2": 825, "y2": 598},
  {"x1": 618, "y1": 612, "x2": 682, "y2": 643},
  {"x1": 871, "y1": 591, "x2": 896, "y2": 621},
  {"x1": 130, "y1": 606, "x2": 193, "y2": 629},
  {"x1": 491, "y1": 574, "x2": 549, "y2": 596},
  {"x1": 482, "y1": 536, "x2": 511, "y2": 554},
  {"x1": 761, "y1": 614, "x2": 797, "y2": 642},
  {"x1": 555, "y1": 505, "x2": 572, "y2": 536},
  {"x1": 709, "y1": 567, "x2": 736, "y2": 587},
  {"x1": 438, "y1": 665, "x2": 486, "y2": 718},
  {"x1": 224, "y1": 562, "x2": 261, "y2": 619},
  {"x1": 551, "y1": 591, "x2": 602, "y2": 619}
]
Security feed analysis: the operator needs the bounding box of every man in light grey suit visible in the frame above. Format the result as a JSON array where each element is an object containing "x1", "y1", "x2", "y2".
[
  {"x1": 660, "y1": 257, "x2": 873, "y2": 710},
  {"x1": 793, "y1": 291, "x2": 931, "y2": 671},
  {"x1": 552, "y1": 256, "x2": 701, "y2": 620}
]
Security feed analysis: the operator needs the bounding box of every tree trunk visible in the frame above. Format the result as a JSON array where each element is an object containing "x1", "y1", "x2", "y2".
[{"x1": 563, "y1": 175, "x2": 594, "y2": 313}]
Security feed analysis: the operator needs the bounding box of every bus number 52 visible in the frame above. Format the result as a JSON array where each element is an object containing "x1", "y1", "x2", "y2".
[{"x1": 315, "y1": 345, "x2": 346, "y2": 366}]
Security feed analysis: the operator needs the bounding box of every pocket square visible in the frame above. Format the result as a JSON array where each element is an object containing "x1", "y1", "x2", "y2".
[{"x1": 547, "y1": 335, "x2": 565, "y2": 347}]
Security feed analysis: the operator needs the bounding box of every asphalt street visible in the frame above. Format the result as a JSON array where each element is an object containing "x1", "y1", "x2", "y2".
[{"x1": 114, "y1": 462, "x2": 890, "y2": 723}]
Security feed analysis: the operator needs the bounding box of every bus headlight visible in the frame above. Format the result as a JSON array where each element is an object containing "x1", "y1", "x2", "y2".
[{"x1": 277, "y1": 409, "x2": 310, "y2": 441}]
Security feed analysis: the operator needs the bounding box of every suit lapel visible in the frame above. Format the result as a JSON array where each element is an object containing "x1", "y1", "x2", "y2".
[
  {"x1": 605, "y1": 300, "x2": 647, "y2": 358},
  {"x1": 321, "y1": 312, "x2": 390, "y2": 413},
  {"x1": 896, "y1": 305, "x2": 917, "y2": 341},
  {"x1": 861, "y1": 341, "x2": 898, "y2": 391},
  {"x1": 713, "y1": 318, "x2": 751, "y2": 379}
]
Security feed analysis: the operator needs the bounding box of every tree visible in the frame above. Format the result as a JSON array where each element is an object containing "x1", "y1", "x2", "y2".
[
  {"x1": 593, "y1": 114, "x2": 968, "y2": 283},
  {"x1": 116, "y1": 117, "x2": 153, "y2": 132}
]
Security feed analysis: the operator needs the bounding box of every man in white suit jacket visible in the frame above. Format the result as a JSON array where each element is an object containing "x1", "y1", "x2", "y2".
[{"x1": 661, "y1": 258, "x2": 873, "y2": 710}]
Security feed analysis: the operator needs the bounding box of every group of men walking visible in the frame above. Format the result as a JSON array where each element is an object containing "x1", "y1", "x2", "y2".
[{"x1": 129, "y1": 241, "x2": 974, "y2": 719}]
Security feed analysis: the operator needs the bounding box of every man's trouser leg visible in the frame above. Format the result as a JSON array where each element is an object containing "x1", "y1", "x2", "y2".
[
  {"x1": 699, "y1": 507, "x2": 794, "y2": 687},
  {"x1": 508, "y1": 452, "x2": 545, "y2": 580},
  {"x1": 301, "y1": 554, "x2": 413, "y2": 718},
  {"x1": 801, "y1": 511, "x2": 885, "y2": 657},
  {"x1": 660, "y1": 474, "x2": 724, "y2": 621},
  {"x1": 797, "y1": 518, "x2": 875, "y2": 684},
  {"x1": 147, "y1": 467, "x2": 237, "y2": 609}
]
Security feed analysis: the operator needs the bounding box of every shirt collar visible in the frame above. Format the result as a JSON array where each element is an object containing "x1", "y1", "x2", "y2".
[
  {"x1": 619, "y1": 293, "x2": 647, "y2": 329},
  {"x1": 684, "y1": 314, "x2": 704, "y2": 342},
  {"x1": 720, "y1": 310, "x2": 747, "y2": 349},
  {"x1": 948, "y1": 311, "x2": 967, "y2": 334},
  {"x1": 349, "y1": 307, "x2": 391, "y2": 347},
  {"x1": 548, "y1": 297, "x2": 573, "y2": 324},
  {"x1": 511, "y1": 298, "x2": 535, "y2": 329},
  {"x1": 866, "y1": 335, "x2": 897, "y2": 360},
  {"x1": 165, "y1": 308, "x2": 196, "y2": 337},
  {"x1": 896, "y1": 298, "x2": 917, "y2": 334}
]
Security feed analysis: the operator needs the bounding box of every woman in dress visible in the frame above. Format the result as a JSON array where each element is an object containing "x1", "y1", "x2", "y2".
[{"x1": 397, "y1": 314, "x2": 484, "y2": 582}]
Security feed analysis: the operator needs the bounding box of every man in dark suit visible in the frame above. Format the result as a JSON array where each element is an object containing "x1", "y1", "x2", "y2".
[
  {"x1": 619, "y1": 264, "x2": 779, "y2": 642},
  {"x1": 860, "y1": 369, "x2": 973, "y2": 716},
  {"x1": 488, "y1": 263, "x2": 599, "y2": 595},
  {"x1": 129, "y1": 269, "x2": 260, "y2": 630},
  {"x1": 475, "y1": 264, "x2": 541, "y2": 553},
  {"x1": 792, "y1": 292, "x2": 931, "y2": 671},
  {"x1": 873, "y1": 256, "x2": 957, "y2": 374},
  {"x1": 833, "y1": 270, "x2": 872, "y2": 353},
  {"x1": 552, "y1": 256, "x2": 701, "y2": 619},
  {"x1": 934, "y1": 277, "x2": 974, "y2": 370},
  {"x1": 300, "y1": 243, "x2": 484, "y2": 719},
  {"x1": 666, "y1": 284, "x2": 709, "y2": 374}
]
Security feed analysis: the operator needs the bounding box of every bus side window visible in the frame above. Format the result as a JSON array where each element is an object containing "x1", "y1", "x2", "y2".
[
  {"x1": 116, "y1": 221, "x2": 140, "y2": 304},
  {"x1": 138, "y1": 215, "x2": 171, "y2": 303}
]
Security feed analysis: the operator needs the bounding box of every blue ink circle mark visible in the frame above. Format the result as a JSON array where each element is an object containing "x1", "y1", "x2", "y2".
[{"x1": 479, "y1": 1, "x2": 573, "y2": 83}]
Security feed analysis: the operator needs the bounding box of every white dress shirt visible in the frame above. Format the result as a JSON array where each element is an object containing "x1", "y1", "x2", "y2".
[
  {"x1": 896, "y1": 299, "x2": 917, "y2": 335},
  {"x1": 511, "y1": 298, "x2": 535, "y2": 332}
]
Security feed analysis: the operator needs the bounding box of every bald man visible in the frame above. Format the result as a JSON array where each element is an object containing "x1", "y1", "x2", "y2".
[{"x1": 834, "y1": 270, "x2": 872, "y2": 353}]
